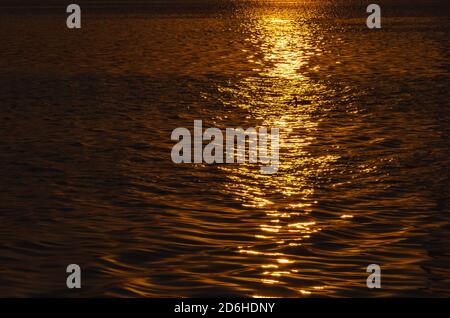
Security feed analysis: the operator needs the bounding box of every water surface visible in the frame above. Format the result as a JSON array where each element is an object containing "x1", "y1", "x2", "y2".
[{"x1": 0, "y1": 0, "x2": 449, "y2": 297}]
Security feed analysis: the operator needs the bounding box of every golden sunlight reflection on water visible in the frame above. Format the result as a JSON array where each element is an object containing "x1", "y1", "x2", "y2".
[{"x1": 217, "y1": 11, "x2": 339, "y2": 296}]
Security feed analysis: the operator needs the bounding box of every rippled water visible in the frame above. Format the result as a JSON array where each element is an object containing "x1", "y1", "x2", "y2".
[{"x1": 0, "y1": 1, "x2": 449, "y2": 297}]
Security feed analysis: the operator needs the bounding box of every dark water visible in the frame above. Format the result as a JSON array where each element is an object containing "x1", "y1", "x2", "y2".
[{"x1": 0, "y1": 1, "x2": 449, "y2": 297}]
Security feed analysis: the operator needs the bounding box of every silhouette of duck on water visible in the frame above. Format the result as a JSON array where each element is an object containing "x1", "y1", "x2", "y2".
[{"x1": 290, "y1": 96, "x2": 311, "y2": 106}]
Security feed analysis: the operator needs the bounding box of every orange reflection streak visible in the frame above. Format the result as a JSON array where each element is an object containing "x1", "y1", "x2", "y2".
[{"x1": 214, "y1": 11, "x2": 338, "y2": 297}]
